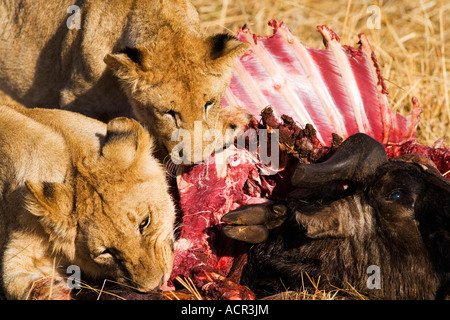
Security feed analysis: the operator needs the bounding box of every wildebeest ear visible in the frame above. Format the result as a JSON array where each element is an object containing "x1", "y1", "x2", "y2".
[
  {"x1": 208, "y1": 33, "x2": 250, "y2": 68},
  {"x1": 104, "y1": 45, "x2": 152, "y2": 74},
  {"x1": 100, "y1": 117, "x2": 154, "y2": 171},
  {"x1": 24, "y1": 181, "x2": 77, "y2": 258},
  {"x1": 413, "y1": 170, "x2": 450, "y2": 286}
]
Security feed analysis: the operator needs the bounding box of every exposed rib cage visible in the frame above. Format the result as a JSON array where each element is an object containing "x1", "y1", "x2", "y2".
[{"x1": 223, "y1": 20, "x2": 422, "y2": 147}]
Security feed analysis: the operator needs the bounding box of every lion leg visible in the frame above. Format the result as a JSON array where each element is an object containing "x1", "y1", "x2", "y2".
[{"x1": 2, "y1": 231, "x2": 71, "y2": 300}]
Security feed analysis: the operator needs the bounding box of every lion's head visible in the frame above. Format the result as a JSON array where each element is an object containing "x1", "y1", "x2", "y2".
[
  {"x1": 104, "y1": 30, "x2": 251, "y2": 164},
  {"x1": 24, "y1": 117, "x2": 175, "y2": 292}
]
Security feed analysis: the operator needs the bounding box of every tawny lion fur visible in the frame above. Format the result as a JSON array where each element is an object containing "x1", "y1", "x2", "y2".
[
  {"x1": 0, "y1": 0, "x2": 251, "y2": 163},
  {"x1": 0, "y1": 104, "x2": 176, "y2": 300}
]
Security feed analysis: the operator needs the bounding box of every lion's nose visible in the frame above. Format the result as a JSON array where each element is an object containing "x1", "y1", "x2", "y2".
[{"x1": 134, "y1": 275, "x2": 166, "y2": 293}]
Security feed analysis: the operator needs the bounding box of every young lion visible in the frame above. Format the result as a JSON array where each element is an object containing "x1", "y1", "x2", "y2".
[
  {"x1": 0, "y1": 0, "x2": 250, "y2": 163},
  {"x1": 0, "y1": 105, "x2": 176, "y2": 300}
]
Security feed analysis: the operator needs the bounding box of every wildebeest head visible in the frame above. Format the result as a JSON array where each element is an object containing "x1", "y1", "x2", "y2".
[{"x1": 222, "y1": 133, "x2": 450, "y2": 299}]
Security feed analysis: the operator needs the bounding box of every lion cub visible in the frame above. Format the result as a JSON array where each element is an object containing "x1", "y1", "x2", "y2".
[
  {"x1": 0, "y1": 105, "x2": 176, "y2": 300},
  {"x1": 0, "y1": 0, "x2": 250, "y2": 163}
]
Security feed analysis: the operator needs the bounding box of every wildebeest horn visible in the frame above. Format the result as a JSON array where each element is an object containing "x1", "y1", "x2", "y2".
[{"x1": 291, "y1": 133, "x2": 388, "y2": 187}]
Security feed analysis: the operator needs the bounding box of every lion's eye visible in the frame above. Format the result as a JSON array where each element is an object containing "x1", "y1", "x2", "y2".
[
  {"x1": 139, "y1": 216, "x2": 151, "y2": 234},
  {"x1": 100, "y1": 248, "x2": 113, "y2": 257},
  {"x1": 94, "y1": 248, "x2": 115, "y2": 264},
  {"x1": 164, "y1": 110, "x2": 176, "y2": 118},
  {"x1": 204, "y1": 98, "x2": 216, "y2": 112},
  {"x1": 162, "y1": 110, "x2": 179, "y2": 127}
]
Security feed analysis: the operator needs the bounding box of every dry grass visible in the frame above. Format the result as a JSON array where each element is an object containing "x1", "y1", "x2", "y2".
[
  {"x1": 192, "y1": 0, "x2": 450, "y2": 146},
  {"x1": 166, "y1": 273, "x2": 371, "y2": 300},
  {"x1": 260, "y1": 273, "x2": 370, "y2": 300}
]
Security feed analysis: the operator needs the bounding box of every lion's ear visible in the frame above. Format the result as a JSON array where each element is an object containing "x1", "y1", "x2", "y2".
[
  {"x1": 100, "y1": 117, "x2": 154, "y2": 172},
  {"x1": 104, "y1": 45, "x2": 152, "y2": 75},
  {"x1": 25, "y1": 181, "x2": 73, "y2": 217},
  {"x1": 207, "y1": 33, "x2": 250, "y2": 69},
  {"x1": 24, "y1": 181, "x2": 76, "y2": 258}
]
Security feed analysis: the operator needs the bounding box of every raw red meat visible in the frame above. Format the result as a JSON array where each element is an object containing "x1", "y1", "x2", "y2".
[
  {"x1": 386, "y1": 140, "x2": 450, "y2": 177},
  {"x1": 169, "y1": 146, "x2": 274, "y2": 299}
]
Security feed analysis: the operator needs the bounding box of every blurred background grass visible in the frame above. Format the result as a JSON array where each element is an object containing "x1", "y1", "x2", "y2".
[{"x1": 192, "y1": 0, "x2": 449, "y2": 146}]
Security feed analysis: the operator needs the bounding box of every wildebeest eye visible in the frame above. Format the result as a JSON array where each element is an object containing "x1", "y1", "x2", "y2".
[
  {"x1": 387, "y1": 190, "x2": 402, "y2": 201},
  {"x1": 139, "y1": 215, "x2": 151, "y2": 234}
]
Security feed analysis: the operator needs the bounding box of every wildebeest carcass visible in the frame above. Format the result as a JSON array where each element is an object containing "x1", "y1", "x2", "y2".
[
  {"x1": 222, "y1": 133, "x2": 450, "y2": 299},
  {"x1": 165, "y1": 22, "x2": 449, "y2": 300}
]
